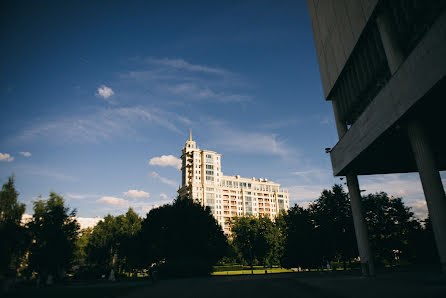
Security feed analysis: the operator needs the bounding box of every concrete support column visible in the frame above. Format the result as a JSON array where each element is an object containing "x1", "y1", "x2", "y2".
[
  {"x1": 408, "y1": 120, "x2": 446, "y2": 273},
  {"x1": 376, "y1": 10, "x2": 404, "y2": 74},
  {"x1": 346, "y1": 174, "x2": 375, "y2": 276},
  {"x1": 331, "y1": 99, "x2": 375, "y2": 277}
]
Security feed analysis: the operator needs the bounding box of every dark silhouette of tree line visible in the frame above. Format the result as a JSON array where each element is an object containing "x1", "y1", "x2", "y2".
[
  {"x1": 0, "y1": 176, "x2": 439, "y2": 291},
  {"x1": 230, "y1": 184, "x2": 437, "y2": 271}
]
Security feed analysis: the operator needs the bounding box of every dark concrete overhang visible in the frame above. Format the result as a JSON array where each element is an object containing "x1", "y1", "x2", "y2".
[{"x1": 330, "y1": 10, "x2": 446, "y2": 176}]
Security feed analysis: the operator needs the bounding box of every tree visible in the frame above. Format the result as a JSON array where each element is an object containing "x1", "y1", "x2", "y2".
[
  {"x1": 85, "y1": 208, "x2": 142, "y2": 276},
  {"x1": 362, "y1": 192, "x2": 421, "y2": 265},
  {"x1": 138, "y1": 196, "x2": 227, "y2": 277},
  {"x1": 231, "y1": 215, "x2": 283, "y2": 270},
  {"x1": 280, "y1": 205, "x2": 322, "y2": 269},
  {"x1": 0, "y1": 176, "x2": 27, "y2": 280},
  {"x1": 231, "y1": 216, "x2": 259, "y2": 271},
  {"x1": 310, "y1": 184, "x2": 357, "y2": 268},
  {"x1": 27, "y1": 192, "x2": 80, "y2": 282}
]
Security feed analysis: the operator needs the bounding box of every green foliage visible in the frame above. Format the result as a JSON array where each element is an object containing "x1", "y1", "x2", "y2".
[
  {"x1": 138, "y1": 196, "x2": 227, "y2": 277},
  {"x1": 27, "y1": 192, "x2": 80, "y2": 280},
  {"x1": 0, "y1": 176, "x2": 27, "y2": 278},
  {"x1": 281, "y1": 185, "x2": 429, "y2": 270},
  {"x1": 85, "y1": 208, "x2": 142, "y2": 275},
  {"x1": 310, "y1": 184, "x2": 357, "y2": 264},
  {"x1": 362, "y1": 192, "x2": 422, "y2": 265},
  {"x1": 231, "y1": 215, "x2": 283, "y2": 268}
]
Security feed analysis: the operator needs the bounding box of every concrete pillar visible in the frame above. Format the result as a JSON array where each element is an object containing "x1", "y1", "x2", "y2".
[
  {"x1": 331, "y1": 99, "x2": 375, "y2": 276},
  {"x1": 408, "y1": 120, "x2": 446, "y2": 273},
  {"x1": 346, "y1": 174, "x2": 375, "y2": 276},
  {"x1": 376, "y1": 10, "x2": 404, "y2": 75}
]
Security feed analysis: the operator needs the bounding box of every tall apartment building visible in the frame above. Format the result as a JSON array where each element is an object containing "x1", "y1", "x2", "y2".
[{"x1": 178, "y1": 132, "x2": 290, "y2": 234}]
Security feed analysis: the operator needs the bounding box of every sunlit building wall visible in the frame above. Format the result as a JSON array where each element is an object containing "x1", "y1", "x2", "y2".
[{"x1": 178, "y1": 133, "x2": 290, "y2": 234}]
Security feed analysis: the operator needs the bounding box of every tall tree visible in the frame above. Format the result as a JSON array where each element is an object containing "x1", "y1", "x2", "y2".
[
  {"x1": 310, "y1": 184, "x2": 357, "y2": 267},
  {"x1": 280, "y1": 205, "x2": 322, "y2": 269},
  {"x1": 363, "y1": 192, "x2": 421, "y2": 265},
  {"x1": 0, "y1": 176, "x2": 27, "y2": 279},
  {"x1": 138, "y1": 196, "x2": 227, "y2": 277},
  {"x1": 85, "y1": 208, "x2": 142, "y2": 275},
  {"x1": 231, "y1": 215, "x2": 283, "y2": 269},
  {"x1": 27, "y1": 192, "x2": 80, "y2": 282},
  {"x1": 231, "y1": 216, "x2": 259, "y2": 271}
]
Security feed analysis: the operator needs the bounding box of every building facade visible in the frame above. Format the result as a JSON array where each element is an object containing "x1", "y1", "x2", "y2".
[
  {"x1": 178, "y1": 132, "x2": 290, "y2": 234},
  {"x1": 307, "y1": 0, "x2": 446, "y2": 275}
]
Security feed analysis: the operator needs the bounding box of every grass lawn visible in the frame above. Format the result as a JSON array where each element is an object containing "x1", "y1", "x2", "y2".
[{"x1": 212, "y1": 265, "x2": 293, "y2": 276}]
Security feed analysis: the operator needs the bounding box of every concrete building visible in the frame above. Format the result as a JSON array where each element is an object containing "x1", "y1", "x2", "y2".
[
  {"x1": 307, "y1": 0, "x2": 446, "y2": 275},
  {"x1": 178, "y1": 131, "x2": 290, "y2": 234}
]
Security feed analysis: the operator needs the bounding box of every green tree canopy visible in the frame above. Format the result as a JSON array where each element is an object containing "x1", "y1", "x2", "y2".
[
  {"x1": 310, "y1": 184, "x2": 357, "y2": 264},
  {"x1": 231, "y1": 215, "x2": 283, "y2": 269},
  {"x1": 138, "y1": 196, "x2": 227, "y2": 277},
  {"x1": 0, "y1": 175, "x2": 27, "y2": 279},
  {"x1": 85, "y1": 208, "x2": 142, "y2": 275},
  {"x1": 363, "y1": 192, "x2": 421, "y2": 265},
  {"x1": 27, "y1": 192, "x2": 80, "y2": 281}
]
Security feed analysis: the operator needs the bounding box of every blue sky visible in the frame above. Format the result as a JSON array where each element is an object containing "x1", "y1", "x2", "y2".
[{"x1": 0, "y1": 0, "x2": 442, "y2": 224}]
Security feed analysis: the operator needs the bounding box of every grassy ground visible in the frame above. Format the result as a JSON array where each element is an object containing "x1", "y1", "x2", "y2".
[{"x1": 212, "y1": 267, "x2": 293, "y2": 275}]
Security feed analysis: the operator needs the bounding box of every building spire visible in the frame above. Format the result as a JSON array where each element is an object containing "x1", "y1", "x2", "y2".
[{"x1": 189, "y1": 128, "x2": 192, "y2": 141}]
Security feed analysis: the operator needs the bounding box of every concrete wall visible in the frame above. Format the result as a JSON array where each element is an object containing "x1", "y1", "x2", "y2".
[
  {"x1": 330, "y1": 10, "x2": 446, "y2": 175},
  {"x1": 307, "y1": 0, "x2": 378, "y2": 99}
]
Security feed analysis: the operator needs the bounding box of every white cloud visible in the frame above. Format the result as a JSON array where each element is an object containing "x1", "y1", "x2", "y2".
[
  {"x1": 168, "y1": 83, "x2": 251, "y2": 103},
  {"x1": 98, "y1": 196, "x2": 129, "y2": 207},
  {"x1": 0, "y1": 153, "x2": 14, "y2": 162},
  {"x1": 77, "y1": 217, "x2": 102, "y2": 229},
  {"x1": 123, "y1": 189, "x2": 150, "y2": 198},
  {"x1": 96, "y1": 85, "x2": 114, "y2": 99},
  {"x1": 15, "y1": 106, "x2": 185, "y2": 144},
  {"x1": 148, "y1": 172, "x2": 177, "y2": 187},
  {"x1": 149, "y1": 155, "x2": 181, "y2": 170},
  {"x1": 409, "y1": 200, "x2": 428, "y2": 220},
  {"x1": 212, "y1": 128, "x2": 294, "y2": 159},
  {"x1": 19, "y1": 151, "x2": 31, "y2": 157},
  {"x1": 147, "y1": 57, "x2": 231, "y2": 76},
  {"x1": 160, "y1": 193, "x2": 168, "y2": 199},
  {"x1": 66, "y1": 193, "x2": 99, "y2": 200},
  {"x1": 22, "y1": 213, "x2": 102, "y2": 229}
]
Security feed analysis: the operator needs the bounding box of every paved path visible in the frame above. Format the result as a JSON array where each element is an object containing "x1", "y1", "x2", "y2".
[{"x1": 122, "y1": 271, "x2": 446, "y2": 298}]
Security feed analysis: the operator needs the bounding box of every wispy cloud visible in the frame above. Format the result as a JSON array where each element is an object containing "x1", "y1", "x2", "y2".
[
  {"x1": 120, "y1": 57, "x2": 252, "y2": 105},
  {"x1": 14, "y1": 165, "x2": 78, "y2": 182},
  {"x1": 14, "y1": 106, "x2": 186, "y2": 144},
  {"x1": 167, "y1": 83, "x2": 251, "y2": 103},
  {"x1": 19, "y1": 151, "x2": 31, "y2": 157},
  {"x1": 146, "y1": 57, "x2": 232, "y2": 76},
  {"x1": 149, "y1": 155, "x2": 181, "y2": 170},
  {"x1": 160, "y1": 193, "x2": 169, "y2": 199},
  {"x1": 208, "y1": 123, "x2": 295, "y2": 159},
  {"x1": 148, "y1": 172, "x2": 177, "y2": 187},
  {"x1": 123, "y1": 189, "x2": 150, "y2": 198},
  {"x1": 0, "y1": 153, "x2": 14, "y2": 162},
  {"x1": 66, "y1": 193, "x2": 100, "y2": 200}
]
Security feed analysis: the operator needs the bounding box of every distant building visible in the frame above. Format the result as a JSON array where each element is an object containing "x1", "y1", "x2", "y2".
[
  {"x1": 178, "y1": 131, "x2": 290, "y2": 234},
  {"x1": 307, "y1": 0, "x2": 446, "y2": 275}
]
